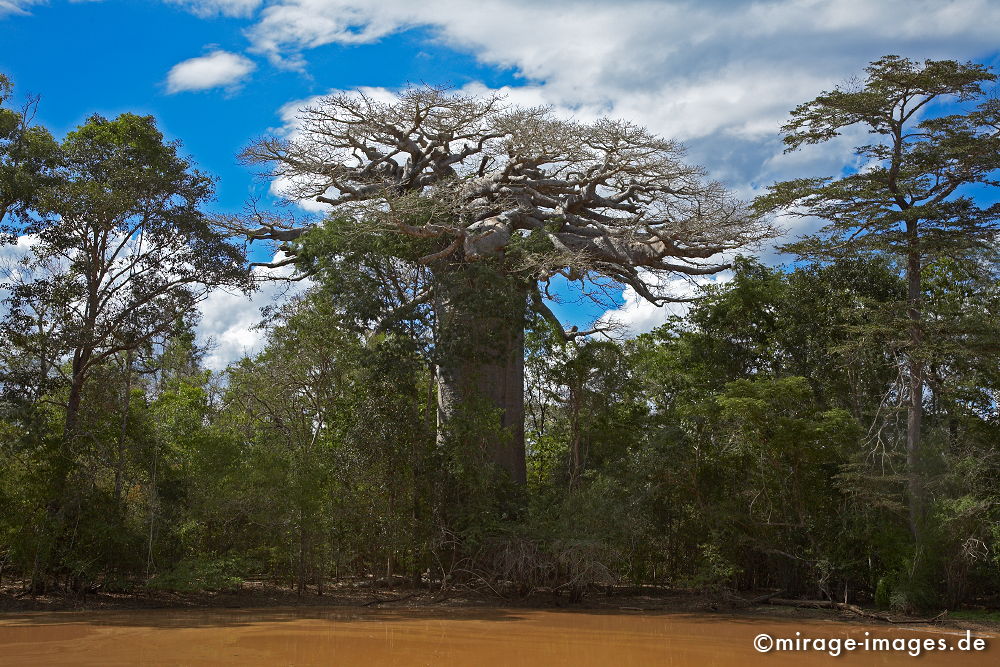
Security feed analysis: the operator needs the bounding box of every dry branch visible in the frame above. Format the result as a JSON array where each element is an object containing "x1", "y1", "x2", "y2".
[
  {"x1": 234, "y1": 86, "x2": 775, "y2": 304},
  {"x1": 767, "y1": 598, "x2": 948, "y2": 624}
]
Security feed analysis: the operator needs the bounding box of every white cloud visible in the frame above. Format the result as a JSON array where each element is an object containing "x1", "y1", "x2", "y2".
[
  {"x1": 197, "y1": 250, "x2": 311, "y2": 370},
  {"x1": 0, "y1": 237, "x2": 301, "y2": 371},
  {"x1": 0, "y1": 234, "x2": 40, "y2": 296},
  {"x1": 595, "y1": 271, "x2": 734, "y2": 336},
  {"x1": 224, "y1": 0, "x2": 1000, "y2": 333},
  {"x1": 0, "y1": 0, "x2": 43, "y2": 15},
  {"x1": 238, "y1": 0, "x2": 1000, "y2": 209},
  {"x1": 166, "y1": 50, "x2": 257, "y2": 94},
  {"x1": 231, "y1": 0, "x2": 1000, "y2": 169},
  {"x1": 165, "y1": 0, "x2": 261, "y2": 17},
  {"x1": 0, "y1": 0, "x2": 105, "y2": 16},
  {"x1": 0, "y1": 233, "x2": 36, "y2": 261}
]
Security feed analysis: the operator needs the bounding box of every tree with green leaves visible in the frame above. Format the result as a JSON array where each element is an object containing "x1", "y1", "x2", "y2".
[
  {"x1": 4, "y1": 113, "x2": 247, "y2": 442},
  {"x1": 756, "y1": 55, "x2": 1000, "y2": 544},
  {"x1": 620, "y1": 258, "x2": 905, "y2": 592},
  {"x1": 0, "y1": 73, "x2": 58, "y2": 230}
]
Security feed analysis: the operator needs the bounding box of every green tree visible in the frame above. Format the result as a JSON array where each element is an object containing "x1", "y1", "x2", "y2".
[
  {"x1": 4, "y1": 113, "x2": 246, "y2": 443},
  {"x1": 618, "y1": 258, "x2": 909, "y2": 594},
  {"x1": 757, "y1": 55, "x2": 1000, "y2": 544},
  {"x1": 0, "y1": 73, "x2": 58, "y2": 228}
]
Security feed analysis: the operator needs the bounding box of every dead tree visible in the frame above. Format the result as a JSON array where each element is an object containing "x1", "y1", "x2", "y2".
[{"x1": 235, "y1": 86, "x2": 773, "y2": 484}]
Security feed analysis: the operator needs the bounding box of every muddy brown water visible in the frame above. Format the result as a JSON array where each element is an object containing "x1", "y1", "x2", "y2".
[{"x1": 0, "y1": 607, "x2": 995, "y2": 666}]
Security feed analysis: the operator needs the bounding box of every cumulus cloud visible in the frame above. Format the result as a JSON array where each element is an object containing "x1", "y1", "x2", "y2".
[
  {"x1": 166, "y1": 50, "x2": 257, "y2": 94},
  {"x1": 239, "y1": 0, "x2": 1000, "y2": 205},
  {"x1": 0, "y1": 235, "x2": 40, "y2": 297},
  {"x1": 197, "y1": 250, "x2": 311, "y2": 370},
  {"x1": 234, "y1": 0, "x2": 1000, "y2": 182},
  {"x1": 1, "y1": 0, "x2": 106, "y2": 17},
  {"x1": 0, "y1": 233, "x2": 36, "y2": 261},
  {"x1": 238, "y1": 1, "x2": 1000, "y2": 105},
  {"x1": 594, "y1": 271, "x2": 734, "y2": 336}
]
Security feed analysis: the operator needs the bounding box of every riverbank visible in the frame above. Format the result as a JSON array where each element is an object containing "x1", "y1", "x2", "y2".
[
  {"x1": 2, "y1": 603, "x2": 998, "y2": 667},
  {"x1": 3, "y1": 582, "x2": 998, "y2": 635}
]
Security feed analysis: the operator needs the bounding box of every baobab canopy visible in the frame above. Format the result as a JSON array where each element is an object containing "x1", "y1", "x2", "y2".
[{"x1": 237, "y1": 86, "x2": 774, "y2": 309}]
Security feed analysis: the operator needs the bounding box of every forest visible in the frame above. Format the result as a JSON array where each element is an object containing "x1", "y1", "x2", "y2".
[{"x1": 1, "y1": 55, "x2": 999, "y2": 616}]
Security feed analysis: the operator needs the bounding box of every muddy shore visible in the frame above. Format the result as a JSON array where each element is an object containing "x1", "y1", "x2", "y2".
[{"x1": 2, "y1": 582, "x2": 997, "y2": 635}]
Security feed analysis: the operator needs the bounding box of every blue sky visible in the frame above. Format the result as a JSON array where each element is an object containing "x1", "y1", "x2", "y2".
[
  {"x1": 1, "y1": 1, "x2": 519, "y2": 214},
  {"x1": 3, "y1": 0, "x2": 1000, "y2": 367}
]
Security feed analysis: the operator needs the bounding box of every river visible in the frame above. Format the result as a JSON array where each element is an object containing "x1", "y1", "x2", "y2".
[{"x1": 0, "y1": 607, "x2": 995, "y2": 665}]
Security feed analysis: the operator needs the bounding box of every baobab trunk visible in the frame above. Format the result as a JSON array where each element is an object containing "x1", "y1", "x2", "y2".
[{"x1": 434, "y1": 267, "x2": 527, "y2": 485}]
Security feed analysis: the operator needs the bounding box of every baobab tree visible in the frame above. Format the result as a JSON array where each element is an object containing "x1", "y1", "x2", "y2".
[{"x1": 237, "y1": 87, "x2": 772, "y2": 484}]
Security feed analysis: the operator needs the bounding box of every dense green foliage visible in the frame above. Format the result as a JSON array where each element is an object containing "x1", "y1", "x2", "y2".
[
  {"x1": 757, "y1": 55, "x2": 1000, "y2": 552},
  {"x1": 1, "y1": 62, "x2": 998, "y2": 612}
]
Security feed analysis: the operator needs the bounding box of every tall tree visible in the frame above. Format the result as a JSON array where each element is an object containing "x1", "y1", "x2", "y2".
[
  {"x1": 4, "y1": 113, "x2": 247, "y2": 442},
  {"x1": 756, "y1": 56, "x2": 1000, "y2": 543},
  {"x1": 234, "y1": 87, "x2": 772, "y2": 484},
  {"x1": 0, "y1": 114, "x2": 246, "y2": 587}
]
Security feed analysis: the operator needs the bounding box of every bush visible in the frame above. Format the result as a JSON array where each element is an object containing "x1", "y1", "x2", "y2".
[{"x1": 147, "y1": 557, "x2": 244, "y2": 593}]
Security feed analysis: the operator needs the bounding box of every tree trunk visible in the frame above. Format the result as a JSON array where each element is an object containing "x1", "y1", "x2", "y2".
[
  {"x1": 114, "y1": 351, "x2": 133, "y2": 508},
  {"x1": 64, "y1": 373, "x2": 86, "y2": 446},
  {"x1": 297, "y1": 509, "x2": 306, "y2": 596},
  {"x1": 27, "y1": 350, "x2": 88, "y2": 594},
  {"x1": 905, "y1": 227, "x2": 924, "y2": 544},
  {"x1": 434, "y1": 268, "x2": 527, "y2": 485},
  {"x1": 568, "y1": 385, "x2": 582, "y2": 487}
]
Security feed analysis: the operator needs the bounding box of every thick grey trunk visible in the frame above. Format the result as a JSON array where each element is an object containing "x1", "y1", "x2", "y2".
[{"x1": 435, "y1": 270, "x2": 527, "y2": 485}]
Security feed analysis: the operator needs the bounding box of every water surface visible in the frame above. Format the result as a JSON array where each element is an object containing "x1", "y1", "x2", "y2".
[{"x1": 0, "y1": 606, "x2": 994, "y2": 665}]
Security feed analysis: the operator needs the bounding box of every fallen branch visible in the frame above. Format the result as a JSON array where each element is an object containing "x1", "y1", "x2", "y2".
[
  {"x1": 450, "y1": 568, "x2": 509, "y2": 600},
  {"x1": 723, "y1": 589, "x2": 784, "y2": 607},
  {"x1": 767, "y1": 598, "x2": 948, "y2": 624},
  {"x1": 362, "y1": 592, "x2": 420, "y2": 607},
  {"x1": 750, "y1": 590, "x2": 786, "y2": 604}
]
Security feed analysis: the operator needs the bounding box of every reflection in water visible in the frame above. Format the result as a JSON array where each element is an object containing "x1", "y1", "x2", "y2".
[{"x1": 0, "y1": 607, "x2": 995, "y2": 666}]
